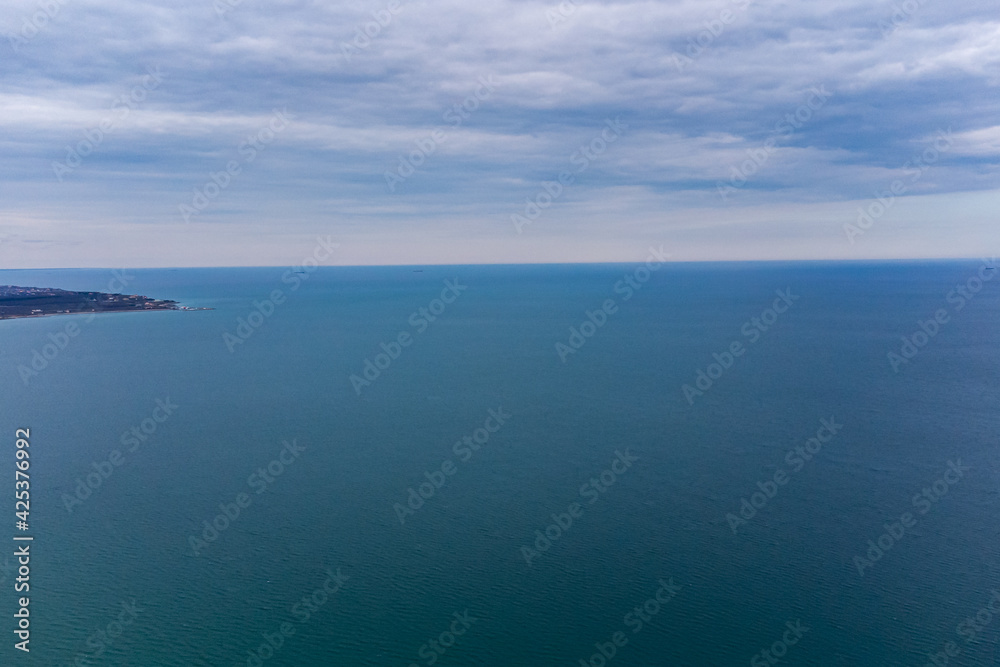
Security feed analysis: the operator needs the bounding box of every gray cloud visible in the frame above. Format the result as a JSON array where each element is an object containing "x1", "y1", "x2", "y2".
[{"x1": 0, "y1": 0, "x2": 998, "y2": 266}]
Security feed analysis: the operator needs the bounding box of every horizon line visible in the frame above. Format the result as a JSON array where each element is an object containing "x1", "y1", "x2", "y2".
[{"x1": 1, "y1": 256, "x2": 996, "y2": 271}]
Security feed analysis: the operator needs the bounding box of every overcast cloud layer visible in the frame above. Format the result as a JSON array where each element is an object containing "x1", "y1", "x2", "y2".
[{"x1": 1, "y1": 0, "x2": 998, "y2": 267}]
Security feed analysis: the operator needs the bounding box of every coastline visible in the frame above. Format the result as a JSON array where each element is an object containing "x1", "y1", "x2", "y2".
[
  {"x1": 0, "y1": 285, "x2": 211, "y2": 320},
  {"x1": 0, "y1": 307, "x2": 211, "y2": 321}
]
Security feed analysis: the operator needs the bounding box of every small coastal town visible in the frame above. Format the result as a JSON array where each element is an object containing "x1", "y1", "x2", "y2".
[{"x1": 0, "y1": 285, "x2": 202, "y2": 319}]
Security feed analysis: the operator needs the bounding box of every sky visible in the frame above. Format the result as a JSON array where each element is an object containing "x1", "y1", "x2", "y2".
[{"x1": 1, "y1": 0, "x2": 998, "y2": 267}]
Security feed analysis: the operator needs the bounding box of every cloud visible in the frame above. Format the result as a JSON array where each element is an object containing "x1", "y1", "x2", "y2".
[{"x1": 0, "y1": 0, "x2": 997, "y2": 266}]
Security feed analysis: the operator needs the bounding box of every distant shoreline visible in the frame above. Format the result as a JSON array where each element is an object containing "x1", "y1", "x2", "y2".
[
  {"x1": 0, "y1": 285, "x2": 211, "y2": 320},
  {"x1": 0, "y1": 308, "x2": 209, "y2": 321}
]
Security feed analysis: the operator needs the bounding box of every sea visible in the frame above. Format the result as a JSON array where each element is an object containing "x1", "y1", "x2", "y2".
[{"x1": 0, "y1": 261, "x2": 998, "y2": 666}]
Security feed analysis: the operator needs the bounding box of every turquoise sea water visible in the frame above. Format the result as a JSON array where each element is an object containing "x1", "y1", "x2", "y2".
[{"x1": 1, "y1": 262, "x2": 999, "y2": 665}]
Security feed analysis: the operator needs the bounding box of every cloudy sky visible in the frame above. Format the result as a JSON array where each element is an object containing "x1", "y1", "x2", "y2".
[{"x1": 1, "y1": 0, "x2": 998, "y2": 267}]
